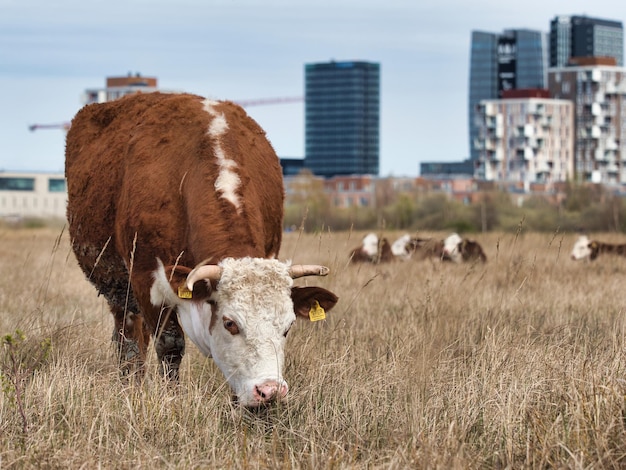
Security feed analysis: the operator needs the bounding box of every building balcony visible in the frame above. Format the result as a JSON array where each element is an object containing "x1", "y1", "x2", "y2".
[
  {"x1": 518, "y1": 148, "x2": 534, "y2": 161},
  {"x1": 591, "y1": 102, "x2": 602, "y2": 116},
  {"x1": 590, "y1": 126, "x2": 602, "y2": 139},
  {"x1": 606, "y1": 138, "x2": 619, "y2": 151},
  {"x1": 522, "y1": 124, "x2": 534, "y2": 137},
  {"x1": 591, "y1": 69, "x2": 602, "y2": 82},
  {"x1": 483, "y1": 103, "x2": 496, "y2": 117},
  {"x1": 527, "y1": 102, "x2": 542, "y2": 115}
]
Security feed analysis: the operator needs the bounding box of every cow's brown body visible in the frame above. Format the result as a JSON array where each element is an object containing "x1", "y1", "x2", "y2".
[
  {"x1": 65, "y1": 92, "x2": 284, "y2": 377},
  {"x1": 455, "y1": 239, "x2": 488, "y2": 263},
  {"x1": 349, "y1": 236, "x2": 394, "y2": 264},
  {"x1": 407, "y1": 237, "x2": 445, "y2": 260},
  {"x1": 589, "y1": 241, "x2": 626, "y2": 260}
]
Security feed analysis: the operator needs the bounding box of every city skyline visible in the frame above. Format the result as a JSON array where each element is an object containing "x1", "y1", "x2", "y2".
[{"x1": 1, "y1": 0, "x2": 625, "y2": 177}]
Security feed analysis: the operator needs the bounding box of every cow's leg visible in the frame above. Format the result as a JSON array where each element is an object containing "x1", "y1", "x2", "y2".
[
  {"x1": 147, "y1": 306, "x2": 186, "y2": 381},
  {"x1": 110, "y1": 304, "x2": 150, "y2": 376}
]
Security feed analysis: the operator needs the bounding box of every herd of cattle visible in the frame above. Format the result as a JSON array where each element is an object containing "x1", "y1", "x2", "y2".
[
  {"x1": 349, "y1": 232, "x2": 488, "y2": 264},
  {"x1": 349, "y1": 232, "x2": 626, "y2": 265}
]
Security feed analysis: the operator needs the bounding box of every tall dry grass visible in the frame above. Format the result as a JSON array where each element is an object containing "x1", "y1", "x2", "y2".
[{"x1": 1, "y1": 226, "x2": 626, "y2": 468}]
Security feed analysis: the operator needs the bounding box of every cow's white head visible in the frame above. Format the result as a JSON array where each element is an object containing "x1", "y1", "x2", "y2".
[
  {"x1": 571, "y1": 235, "x2": 592, "y2": 260},
  {"x1": 151, "y1": 257, "x2": 338, "y2": 407},
  {"x1": 361, "y1": 233, "x2": 379, "y2": 258},
  {"x1": 443, "y1": 233, "x2": 463, "y2": 263}
]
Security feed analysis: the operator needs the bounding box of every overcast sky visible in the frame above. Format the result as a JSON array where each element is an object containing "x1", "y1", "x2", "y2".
[{"x1": 1, "y1": 0, "x2": 625, "y2": 176}]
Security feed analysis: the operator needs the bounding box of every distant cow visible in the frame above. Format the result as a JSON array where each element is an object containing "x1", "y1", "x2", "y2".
[
  {"x1": 391, "y1": 234, "x2": 444, "y2": 261},
  {"x1": 349, "y1": 233, "x2": 394, "y2": 264},
  {"x1": 442, "y1": 233, "x2": 487, "y2": 263},
  {"x1": 570, "y1": 235, "x2": 626, "y2": 261},
  {"x1": 65, "y1": 92, "x2": 338, "y2": 407}
]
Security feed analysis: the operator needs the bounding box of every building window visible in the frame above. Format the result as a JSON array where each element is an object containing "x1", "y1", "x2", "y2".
[
  {"x1": 48, "y1": 178, "x2": 66, "y2": 192},
  {"x1": 0, "y1": 177, "x2": 35, "y2": 191}
]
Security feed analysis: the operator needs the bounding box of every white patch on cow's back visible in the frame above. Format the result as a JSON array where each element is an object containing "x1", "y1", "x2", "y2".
[{"x1": 202, "y1": 99, "x2": 241, "y2": 212}]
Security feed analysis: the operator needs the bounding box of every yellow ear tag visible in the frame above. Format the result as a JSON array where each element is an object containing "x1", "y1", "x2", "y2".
[
  {"x1": 308, "y1": 300, "x2": 326, "y2": 322},
  {"x1": 177, "y1": 285, "x2": 193, "y2": 299}
]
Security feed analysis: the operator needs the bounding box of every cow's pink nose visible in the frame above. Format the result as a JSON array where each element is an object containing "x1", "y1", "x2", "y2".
[{"x1": 253, "y1": 380, "x2": 288, "y2": 403}]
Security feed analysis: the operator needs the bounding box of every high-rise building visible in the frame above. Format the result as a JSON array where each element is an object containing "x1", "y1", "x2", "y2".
[
  {"x1": 549, "y1": 60, "x2": 626, "y2": 184},
  {"x1": 550, "y1": 15, "x2": 624, "y2": 68},
  {"x1": 304, "y1": 61, "x2": 380, "y2": 177},
  {"x1": 468, "y1": 29, "x2": 548, "y2": 161}
]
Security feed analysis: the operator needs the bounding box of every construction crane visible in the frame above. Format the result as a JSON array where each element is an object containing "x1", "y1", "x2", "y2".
[
  {"x1": 28, "y1": 122, "x2": 71, "y2": 132},
  {"x1": 28, "y1": 96, "x2": 304, "y2": 132},
  {"x1": 234, "y1": 96, "x2": 303, "y2": 107}
]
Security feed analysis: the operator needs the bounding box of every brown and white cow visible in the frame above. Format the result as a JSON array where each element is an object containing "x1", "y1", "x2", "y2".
[
  {"x1": 442, "y1": 233, "x2": 487, "y2": 263},
  {"x1": 65, "y1": 92, "x2": 338, "y2": 407},
  {"x1": 392, "y1": 234, "x2": 445, "y2": 261},
  {"x1": 349, "y1": 233, "x2": 394, "y2": 264},
  {"x1": 570, "y1": 235, "x2": 626, "y2": 261}
]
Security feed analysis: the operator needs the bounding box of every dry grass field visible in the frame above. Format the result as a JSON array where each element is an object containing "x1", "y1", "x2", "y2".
[{"x1": 2, "y1": 225, "x2": 626, "y2": 468}]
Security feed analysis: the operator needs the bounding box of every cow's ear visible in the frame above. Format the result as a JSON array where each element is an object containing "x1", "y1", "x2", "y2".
[
  {"x1": 164, "y1": 264, "x2": 213, "y2": 302},
  {"x1": 291, "y1": 286, "x2": 338, "y2": 319}
]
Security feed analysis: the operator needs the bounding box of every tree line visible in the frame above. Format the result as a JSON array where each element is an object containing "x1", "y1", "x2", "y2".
[{"x1": 285, "y1": 172, "x2": 626, "y2": 234}]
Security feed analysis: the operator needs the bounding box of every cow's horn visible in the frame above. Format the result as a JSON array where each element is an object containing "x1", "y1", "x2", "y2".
[
  {"x1": 186, "y1": 264, "x2": 222, "y2": 291},
  {"x1": 289, "y1": 265, "x2": 330, "y2": 278}
]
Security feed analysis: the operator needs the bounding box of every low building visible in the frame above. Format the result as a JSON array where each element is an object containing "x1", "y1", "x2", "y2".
[
  {"x1": 82, "y1": 73, "x2": 169, "y2": 105},
  {"x1": 279, "y1": 158, "x2": 306, "y2": 177},
  {"x1": 0, "y1": 172, "x2": 67, "y2": 220},
  {"x1": 323, "y1": 175, "x2": 376, "y2": 208},
  {"x1": 420, "y1": 159, "x2": 475, "y2": 177}
]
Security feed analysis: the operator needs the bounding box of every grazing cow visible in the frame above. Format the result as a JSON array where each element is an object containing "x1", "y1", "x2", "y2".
[
  {"x1": 65, "y1": 92, "x2": 338, "y2": 407},
  {"x1": 570, "y1": 235, "x2": 626, "y2": 261},
  {"x1": 392, "y1": 234, "x2": 445, "y2": 261},
  {"x1": 349, "y1": 233, "x2": 394, "y2": 264},
  {"x1": 442, "y1": 233, "x2": 487, "y2": 263}
]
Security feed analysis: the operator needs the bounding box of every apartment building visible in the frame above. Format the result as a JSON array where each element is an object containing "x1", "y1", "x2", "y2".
[
  {"x1": 549, "y1": 60, "x2": 626, "y2": 184},
  {"x1": 474, "y1": 90, "x2": 574, "y2": 186}
]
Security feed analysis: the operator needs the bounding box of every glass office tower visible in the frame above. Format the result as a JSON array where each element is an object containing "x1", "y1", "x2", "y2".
[
  {"x1": 550, "y1": 15, "x2": 623, "y2": 67},
  {"x1": 305, "y1": 61, "x2": 380, "y2": 177},
  {"x1": 468, "y1": 29, "x2": 547, "y2": 161}
]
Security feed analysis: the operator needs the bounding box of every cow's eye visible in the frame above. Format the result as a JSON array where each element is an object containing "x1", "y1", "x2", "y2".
[{"x1": 223, "y1": 318, "x2": 240, "y2": 335}]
